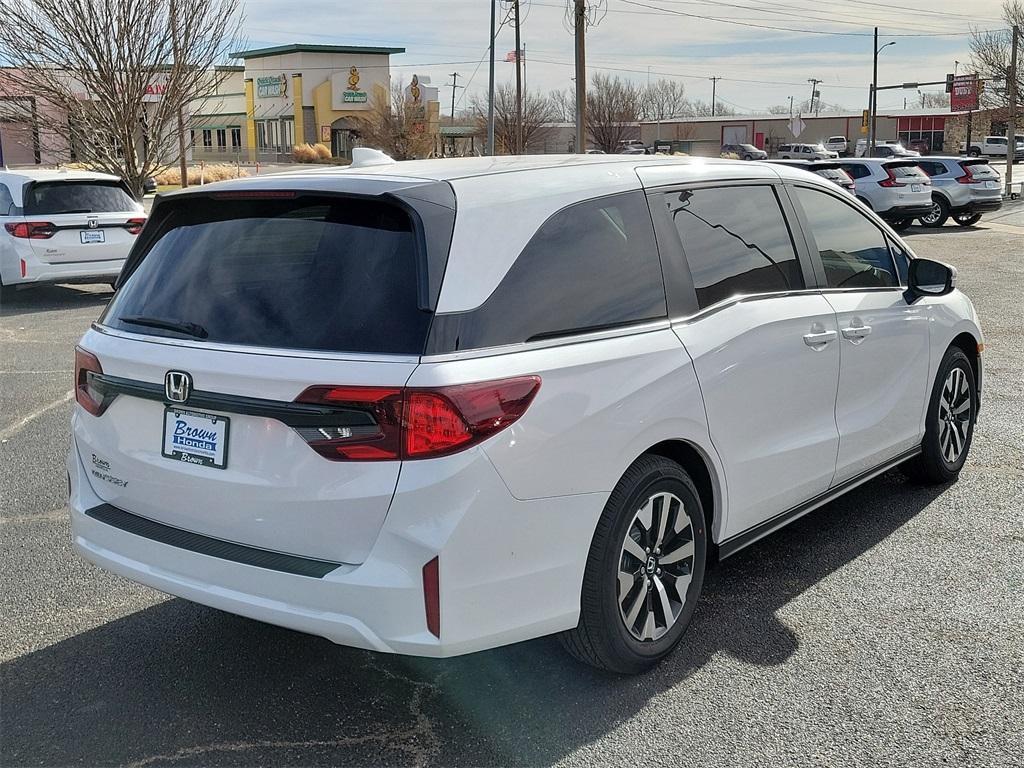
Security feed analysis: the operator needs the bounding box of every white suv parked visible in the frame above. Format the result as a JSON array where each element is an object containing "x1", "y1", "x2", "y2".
[
  {"x1": 839, "y1": 158, "x2": 933, "y2": 230},
  {"x1": 0, "y1": 169, "x2": 146, "y2": 299},
  {"x1": 69, "y1": 154, "x2": 983, "y2": 673}
]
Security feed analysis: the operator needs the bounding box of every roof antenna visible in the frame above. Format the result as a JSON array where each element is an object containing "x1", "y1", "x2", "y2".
[{"x1": 350, "y1": 147, "x2": 396, "y2": 168}]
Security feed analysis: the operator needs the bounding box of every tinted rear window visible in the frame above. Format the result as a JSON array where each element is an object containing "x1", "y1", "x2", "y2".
[
  {"x1": 103, "y1": 195, "x2": 430, "y2": 355},
  {"x1": 25, "y1": 180, "x2": 138, "y2": 215},
  {"x1": 889, "y1": 164, "x2": 929, "y2": 181}
]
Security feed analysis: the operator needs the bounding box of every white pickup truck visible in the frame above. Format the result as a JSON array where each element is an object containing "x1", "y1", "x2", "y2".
[{"x1": 961, "y1": 135, "x2": 1024, "y2": 160}]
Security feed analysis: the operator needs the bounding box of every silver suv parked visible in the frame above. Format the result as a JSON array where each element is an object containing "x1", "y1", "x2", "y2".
[{"x1": 914, "y1": 157, "x2": 1002, "y2": 228}]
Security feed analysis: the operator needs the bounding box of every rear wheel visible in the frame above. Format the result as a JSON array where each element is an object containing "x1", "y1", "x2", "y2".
[
  {"x1": 560, "y1": 455, "x2": 707, "y2": 674},
  {"x1": 902, "y1": 346, "x2": 976, "y2": 484},
  {"x1": 919, "y1": 196, "x2": 950, "y2": 227},
  {"x1": 954, "y1": 212, "x2": 982, "y2": 227},
  {"x1": 968, "y1": 148, "x2": 981, "y2": 157}
]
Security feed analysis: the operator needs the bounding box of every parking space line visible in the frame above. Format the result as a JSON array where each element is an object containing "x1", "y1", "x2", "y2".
[{"x1": 0, "y1": 390, "x2": 74, "y2": 441}]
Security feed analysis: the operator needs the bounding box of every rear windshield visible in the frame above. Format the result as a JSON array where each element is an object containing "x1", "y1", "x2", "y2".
[
  {"x1": 25, "y1": 180, "x2": 138, "y2": 215},
  {"x1": 815, "y1": 168, "x2": 850, "y2": 182},
  {"x1": 103, "y1": 195, "x2": 430, "y2": 355},
  {"x1": 961, "y1": 160, "x2": 998, "y2": 178},
  {"x1": 889, "y1": 164, "x2": 929, "y2": 181}
]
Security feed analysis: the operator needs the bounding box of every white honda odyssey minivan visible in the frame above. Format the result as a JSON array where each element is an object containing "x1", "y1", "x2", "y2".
[{"x1": 69, "y1": 154, "x2": 983, "y2": 673}]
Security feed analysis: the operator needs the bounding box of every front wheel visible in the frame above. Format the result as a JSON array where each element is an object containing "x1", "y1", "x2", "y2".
[
  {"x1": 559, "y1": 455, "x2": 707, "y2": 674},
  {"x1": 919, "y1": 196, "x2": 950, "y2": 227},
  {"x1": 902, "y1": 346, "x2": 977, "y2": 484},
  {"x1": 954, "y1": 212, "x2": 982, "y2": 227}
]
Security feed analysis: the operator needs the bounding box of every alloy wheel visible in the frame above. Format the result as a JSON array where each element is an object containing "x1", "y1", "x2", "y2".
[
  {"x1": 938, "y1": 367, "x2": 972, "y2": 464},
  {"x1": 920, "y1": 201, "x2": 943, "y2": 225},
  {"x1": 617, "y1": 491, "x2": 695, "y2": 642}
]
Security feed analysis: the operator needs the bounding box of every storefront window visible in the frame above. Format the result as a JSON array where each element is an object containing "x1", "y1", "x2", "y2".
[
  {"x1": 216, "y1": 129, "x2": 227, "y2": 151},
  {"x1": 230, "y1": 127, "x2": 241, "y2": 150},
  {"x1": 202, "y1": 129, "x2": 212, "y2": 149}
]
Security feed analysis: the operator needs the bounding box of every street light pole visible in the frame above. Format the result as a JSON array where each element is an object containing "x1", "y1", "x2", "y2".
[
  {"x1": 573, "y1": 0, "x2": 586, "y2": 153},
  {"x1": 1006, "y1": 25, "x2": 1019, "y2": 197},
  {"x1": 869, "y1": 30, "x2": 896, "y2": 157},
  {"x1": 487, "y1": 0, "x2": 496, "y2": 155}
]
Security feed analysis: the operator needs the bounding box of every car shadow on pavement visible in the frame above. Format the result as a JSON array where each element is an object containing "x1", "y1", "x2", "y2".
[
  {"x1": 0, "y1": 284, "x2": 114, "y2": 318},
  {"x1": 0, "y1": 472, "x2": 946, "y2": 767}
]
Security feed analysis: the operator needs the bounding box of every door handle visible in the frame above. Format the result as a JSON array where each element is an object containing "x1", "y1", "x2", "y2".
[
  {"x1": 803, "y1": 329, "x2": 838, "y2": 348},
  {"x1": 841, "y1": 324, "x2": 873, "y2": 343}
]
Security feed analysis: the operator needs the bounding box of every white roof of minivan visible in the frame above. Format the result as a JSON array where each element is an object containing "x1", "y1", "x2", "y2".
[{"x1": 0, "y1": 168, "x2": 122, "y2": 183}]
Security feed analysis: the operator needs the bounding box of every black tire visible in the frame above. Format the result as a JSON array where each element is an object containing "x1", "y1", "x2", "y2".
[
  {"x1": 856, "y1": 196, "x2": 873, "y2": 210},
  {"x1": 954, "y1": 212, "x2": 982, "y2": 227},
  {"x1": 968, "y1": 148, "x2": 981, "y2": 157},
  {"x1": 743, "y1": 154, "x2": 753, "y2": 161},
  {"x1": 0, "y1": 281, "x2": 14, "y2": 304},
  {"x1": 559, "y1": 455, "x2": 707, "y2": 674},
  {"x1": 902, "y1": 346, "x2": 977, "y2": 485},
  {"x1": 919, "y1": 196, "x2": 950, "y2": 228}
]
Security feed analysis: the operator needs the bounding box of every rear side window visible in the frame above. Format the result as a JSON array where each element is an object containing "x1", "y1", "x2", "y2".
[
  {"x1": 794, "y1": 187, "x2": 897, "y2": 289},
  {"x1": 666, "y1": 185, "x2": 803, "y2": 309},
  {"x1": 103, "y1": 195, "x2": 430, "y2": 355},
  {"x1": 25, "y1": 181, "x2": 138, "y2": 215},
  {"x1": 841, "y1": 164, "x2": 871, "y2": 179},
  {"x1": 427, "y1": 191, "x2": 666, "y2": 350},
  {"x1": 0, "y1": 183, "x2": 14, "y2": 215},
  {"x1": 918, "y1": 161, "x2": 947, "y2": 177}
]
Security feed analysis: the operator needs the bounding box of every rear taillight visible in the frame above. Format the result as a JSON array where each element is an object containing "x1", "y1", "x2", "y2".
[
  {"x1": 4, "y1": 221, "x2": 56, "y2": 239},
  {"x1": 294, "y1": 376, "x2": 541, "y2": 461},
  {"x1": 125, "y1": 217, "x2": 147, "y2": 235},
  {"x1": 74, "y1": 347, "x2": 106, "y2": 416},
  {"x1": 956, "y1": 165, "x2": 980, "y2": 184},
  {"x1": 877, "y1": 168, "x2": 904, "y2": 188}
]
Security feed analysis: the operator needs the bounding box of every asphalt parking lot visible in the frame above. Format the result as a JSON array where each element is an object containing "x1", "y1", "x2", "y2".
[{"x1": 2, "y1": 209, "x2": 1022, "y2": 767}]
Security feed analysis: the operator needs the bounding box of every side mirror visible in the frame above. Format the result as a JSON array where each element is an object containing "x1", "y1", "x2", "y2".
[{"x1": 907, "y1": 257, "x2": 956, "y2": 300}]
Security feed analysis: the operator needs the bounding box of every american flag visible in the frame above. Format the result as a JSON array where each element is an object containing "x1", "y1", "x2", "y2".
[{"x1": 505, "y1": 50, "x2": 524, "y2": 63}]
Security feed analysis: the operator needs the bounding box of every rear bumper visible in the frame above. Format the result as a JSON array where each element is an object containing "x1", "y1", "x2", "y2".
[
  {"x1": 952, "y1": 198, "x2": 1002, "y2": 214},
  {"x1": 68, "y1": 435, "x2": 606, "y2": 657},
  {"x1": 878, "y1": 204, "x2": 933, "y2": 219},
  {"x1": 2, "y1": 253, "x2": 124, "y2": 286}
]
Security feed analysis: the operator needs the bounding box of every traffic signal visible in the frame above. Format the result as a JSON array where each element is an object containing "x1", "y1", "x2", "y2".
[{"x1": 945, "y1": 73, "x2": 954, "y2": 93}]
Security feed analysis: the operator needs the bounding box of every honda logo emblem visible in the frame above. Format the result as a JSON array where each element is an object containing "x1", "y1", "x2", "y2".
[
  {"x1": 164, "y1": 371, "x2": 192, "y2": 403},
  {"x1": 87, "y1": 218, "x2": 99, "y2": 229}
]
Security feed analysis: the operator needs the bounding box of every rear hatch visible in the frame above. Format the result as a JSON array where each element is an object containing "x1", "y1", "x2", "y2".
[
  {"x1": 883, "y1": 161, "x2": 931, "y2": 204},
  {"x1": 957, "y1": 159, "x2": 1003, "y2": 201},
  {"x1": 23, "y1": 179, "x2": 144, "y2": 264},
  {"x1": 74, "y1": 183, "x2": 454, "y2": 565}
]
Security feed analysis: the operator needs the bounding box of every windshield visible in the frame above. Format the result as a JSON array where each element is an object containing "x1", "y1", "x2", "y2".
[
  {"x1": 25, "y1": 180, "x2": 139, "y2": 215},
  {"x1": 103, "y1": 194, "x2": 432, "y2": 355}
]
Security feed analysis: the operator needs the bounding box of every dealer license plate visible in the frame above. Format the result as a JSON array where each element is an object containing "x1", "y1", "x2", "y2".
[
  {"x1": 162, "y1": 407, "x2": 230, "y2": 469},
  {"x1": 80, "y1": 230, "x2": 105, "y2": 244},
  {"x1": 911, "y1": 184, "x2": 922, "y2": 192},
  {"x1": 986, "y1": 180, "x2": 999, "y2": 189}
]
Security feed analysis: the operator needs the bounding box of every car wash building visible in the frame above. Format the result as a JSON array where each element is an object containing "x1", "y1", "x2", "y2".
[{"x1": 227, "y1": 43, "x2": 405, "y2": 162}]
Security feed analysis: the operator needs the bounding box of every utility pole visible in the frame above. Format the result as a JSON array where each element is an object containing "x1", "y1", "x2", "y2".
[
  {"x1": 487, "y1": 0, "x2": 496, "y2": 155},
  {"x1": 807, "y1": 77, "x2": 822, "y2": 116},
  {"x1": 789, "y1": 95, "x2": 794, "y2": 118},
  {"x1": 170, "y1": 0, "x2": 188, "y2": 188},
  {"x1": 513, "y1": 0, "x2": 523, "y2": 154},
  {"x1": 709, "y1": 76, "x2": 721, "y2": 116},
  {"x1": 447, "y1": 72, "x2": 462, "y2": 120},
  {"x1": 574, "y1": 0, "x2": 586, "y2": 153},
  {"x1": 1007, "y1": 25, "x2": 1019, "y2": 196}
]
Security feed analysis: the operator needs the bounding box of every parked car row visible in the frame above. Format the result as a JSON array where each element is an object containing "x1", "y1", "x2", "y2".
[{"x1": 766, "y1": 154, "x2": 1003, "y2": 231}]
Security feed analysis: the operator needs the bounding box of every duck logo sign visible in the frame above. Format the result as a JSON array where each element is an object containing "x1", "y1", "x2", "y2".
[
  {"x1": 950, "y1": 74, "x2": 979, "y2": 112},
  {"x1": 342, "y1": 67, "x2": 367, "y2": 104}
]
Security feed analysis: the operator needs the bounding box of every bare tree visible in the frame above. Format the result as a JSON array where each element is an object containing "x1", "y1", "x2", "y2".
[
  {"x1": 919, "y1": 91, "x2": 952, "y2": 108},
  {"x1": 549, "y1": 88, "x2": 575, "y2": 123},
  {"x1": 969, "y1": 1, "x2": 1023, "y2": 109},
  {"x1": 471, "y1": 83, "x2": 557, "y2": 154},
  {"x1": 0, "y1": 0, "x2": 243, "y2": 195},
  {"x1": 641, "y1": 79, "x2": 688, "y2": 122},
  {"x1": 685, "y1": 99, "x2": 737, "y2": 117},
  {"x1": 357, "y1": 82, "x2": 436, "y2": 161},
  {"x1": 586, "y1": 73, "x2": 642, "y2": 153}
]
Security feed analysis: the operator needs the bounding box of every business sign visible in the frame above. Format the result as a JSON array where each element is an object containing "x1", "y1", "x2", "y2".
[
  {"x1": 950, "y1": 74, "x2": 979, "y2": 111},
  {"x1": 256, "y1": 74, "x2": 287, "y2": 99},
  {"x1": 320, "y1": 125, "x2": 331, "y2": 142},
  {"x1": 342, "y1": 67, "x2": 367, "y2": 104}
]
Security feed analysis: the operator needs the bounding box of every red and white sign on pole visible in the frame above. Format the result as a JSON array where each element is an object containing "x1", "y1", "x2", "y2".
[{"x1": 950, "y1": 74, "x2": 979, "y2": 111}]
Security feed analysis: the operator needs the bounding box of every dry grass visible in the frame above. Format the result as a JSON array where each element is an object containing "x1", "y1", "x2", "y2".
[
  {"x1": 292, "y1": 143, "x2": 318, "y2": 163},
  {"x1": 153, "y1": 164, "x2": 248, "y2": 185},
  {"x1": 313, "y1": 143, "x2": 331, "y2": 160}
]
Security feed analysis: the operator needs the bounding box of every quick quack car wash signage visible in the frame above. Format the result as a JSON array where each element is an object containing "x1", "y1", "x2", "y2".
[
  {"x1": 256, "y1": 73, "x2": 287, "y2": 99},
  {"x1": 342, "y1": 67, "x2": 367, "y2": 104}
]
